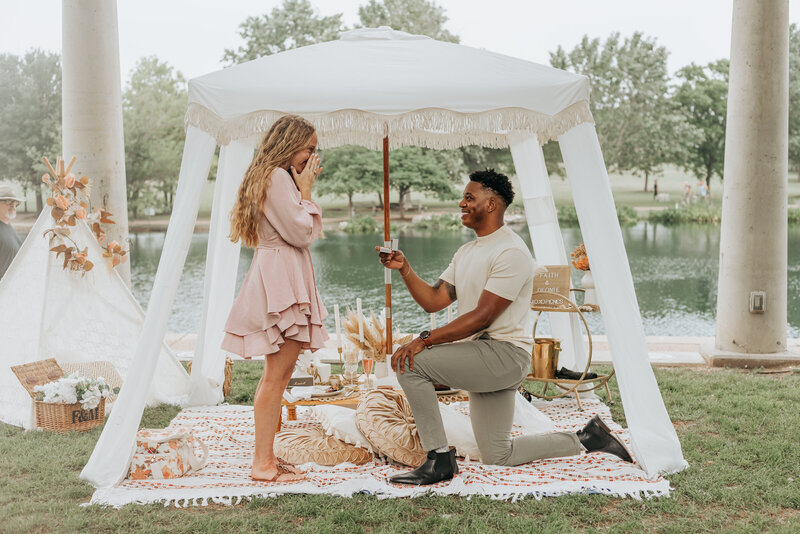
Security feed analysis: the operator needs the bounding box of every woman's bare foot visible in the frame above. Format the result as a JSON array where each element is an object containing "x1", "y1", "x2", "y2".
[{"x1": 251, "y1": 462, "x2": 305, "y2": 482}]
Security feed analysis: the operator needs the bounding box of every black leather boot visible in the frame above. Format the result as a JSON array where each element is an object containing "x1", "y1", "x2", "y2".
[
  {"x1": 577, "y1": 415, "x2": 634, "y2": 463},
  {"x1": 555, "y1": 367, "x2": 598, "y2": 380},
  {"x1": 389, "y1": 447, "x2": 459, "y2": 485}
]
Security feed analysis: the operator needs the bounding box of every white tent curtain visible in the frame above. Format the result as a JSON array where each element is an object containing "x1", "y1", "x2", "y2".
[
  {"x1": 558, "y1": 123, "x2": 687, "y2": 475},
  {"x1": 81, "y1": 126, "x2": 217, "y2": 487},
  {"x1": 187, "y1": 139, "x2": 253, "y2": 405},
  {"x1": 508, "y1": 131, "x2": 588, "y2": 373}
]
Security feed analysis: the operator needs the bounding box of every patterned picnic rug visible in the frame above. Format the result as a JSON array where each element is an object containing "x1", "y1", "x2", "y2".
[{"x1": 88, "y1": 399, "x2": 671, "y2": 507}]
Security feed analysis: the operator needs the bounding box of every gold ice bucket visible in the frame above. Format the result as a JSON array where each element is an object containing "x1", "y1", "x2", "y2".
[{"x1": 531, "y1": 338, "x2": 561, "y2": 379}]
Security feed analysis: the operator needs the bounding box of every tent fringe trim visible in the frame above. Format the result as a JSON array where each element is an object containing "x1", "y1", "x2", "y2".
[{"x1": 184, "y1": 101, "x2": 594, "y2": 148}]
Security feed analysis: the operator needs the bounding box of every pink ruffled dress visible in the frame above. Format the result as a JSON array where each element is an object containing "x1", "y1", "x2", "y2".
[{"x1": 221, "y1": 168, "x2": 329, "y2": 358}]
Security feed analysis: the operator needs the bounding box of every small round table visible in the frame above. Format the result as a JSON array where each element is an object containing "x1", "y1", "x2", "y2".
[{"x1": 522, "y1": 291, "x2": 614, "y2": 411}]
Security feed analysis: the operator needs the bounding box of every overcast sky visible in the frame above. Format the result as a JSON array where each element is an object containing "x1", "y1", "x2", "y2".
[{"x1": 3, "y1": 0, "x2": 799, "y2": 85}]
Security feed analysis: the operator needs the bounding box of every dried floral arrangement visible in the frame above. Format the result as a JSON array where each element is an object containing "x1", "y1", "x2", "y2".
[
  {"x1": 570, "y1": 243, "x2": 590, "y2": 271},
  {"x1": 342, "y1": 309, "x2": 413, "y2": 362},
  {"x1": 41, "y1": 156, "x2": 128, "y2": 274}
]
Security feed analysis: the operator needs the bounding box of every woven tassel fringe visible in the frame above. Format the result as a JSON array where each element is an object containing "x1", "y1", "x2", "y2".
[{"x1": 184, "y1": 102, "x2": 594, "y2": 148}]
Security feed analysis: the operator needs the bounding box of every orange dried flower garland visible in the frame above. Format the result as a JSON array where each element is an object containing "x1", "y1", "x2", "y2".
[{"x1": 41, "y1": 156, "x2": 128, "y2": 274}]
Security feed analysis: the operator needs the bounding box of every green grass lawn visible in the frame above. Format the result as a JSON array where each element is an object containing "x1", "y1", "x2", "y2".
[{"x1": 1, "y1": 364, "x2": 799, "y2": 533}]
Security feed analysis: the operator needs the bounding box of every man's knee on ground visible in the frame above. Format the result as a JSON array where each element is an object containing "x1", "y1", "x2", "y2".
[{"x1": 478, "y1": 444, "x2": 514, "y2": 466}]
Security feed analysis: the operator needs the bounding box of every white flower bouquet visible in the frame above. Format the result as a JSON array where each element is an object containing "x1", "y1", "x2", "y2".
[{"x1": 33, "y1": 372, "x2": 118, "y2": 410}]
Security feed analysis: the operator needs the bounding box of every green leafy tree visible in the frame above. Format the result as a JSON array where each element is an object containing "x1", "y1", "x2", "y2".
[
  {"x1": 461, "y1": 146, "x2": 513, "y2": 174},
  {"x1": 673, "y1": 60, "x2": 729, "y2": 192},
  {"x1": 541, "y1": 142, "x2": 566, "y2": 178},
  {"x1": 357, "y1": 0, "x2": 459, "y2": 42},
  {"x1": 0, "y1": 50, "x2": 62, "y2": 212},
  {"x1": 122, "y1": 57, "x2": 187, "y2": 217},
  {"x1": 223, "y1": 0, "x2": 345, "y2": 64},
  {"x1": 316, "y1": 146, "x2": 381, "y2": 217},
  {"x1": 390, "y1": 146, "x2": 459, "y2": 218},
  {"x1": 551, "y1": 33, "x2": 688, "y2": 191},
  {"x1": 462, "y1": 143, "x2": 566, "y2": 181},
  {"x1": 789, "y1": 24, "x2": 800, "y2": 176}
]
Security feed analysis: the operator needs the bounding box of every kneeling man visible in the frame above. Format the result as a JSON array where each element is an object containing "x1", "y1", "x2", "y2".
[{"x1": 378, "y1": 169, "x2": 632, "y2": 486}]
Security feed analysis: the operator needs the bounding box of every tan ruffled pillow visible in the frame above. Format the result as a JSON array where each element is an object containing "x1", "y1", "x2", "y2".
[
  {"x1": 355, "y1": 389, "x2": 426, "y2": 467},
  {"x1": 274, "y1": 426, "x2": 373, "y2": 466}
]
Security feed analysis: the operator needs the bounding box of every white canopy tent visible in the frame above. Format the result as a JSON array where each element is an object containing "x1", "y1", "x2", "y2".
[{"x1": 82, "y1": 27, "x2": 687, "y2": 487}]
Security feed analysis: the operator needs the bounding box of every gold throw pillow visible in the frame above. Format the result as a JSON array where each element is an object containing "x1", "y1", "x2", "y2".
[
  {"x1": 274, "y1": 426, "x2": 373, "y2": 466},
  {"x1": 355, "y1": 389, "x2": 426, "y2": 467}
]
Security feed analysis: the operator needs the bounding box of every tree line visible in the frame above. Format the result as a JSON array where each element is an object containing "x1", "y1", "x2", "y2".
[{"x1": 1, "y1": 0, "x2": 799, "y2": 216}]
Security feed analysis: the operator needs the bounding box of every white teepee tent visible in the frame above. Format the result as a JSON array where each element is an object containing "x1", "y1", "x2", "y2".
[
  {"x1": 0, "y1": 209, "x2": 190, "y2": 429},
  {"x1": 82, "y1": 27, "x2": 687, "y2": 487}
]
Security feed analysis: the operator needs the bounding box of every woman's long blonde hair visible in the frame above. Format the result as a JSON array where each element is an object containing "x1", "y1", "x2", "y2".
[{"x1": 229, "y1": 115, "x2": 316, "y2": 248}]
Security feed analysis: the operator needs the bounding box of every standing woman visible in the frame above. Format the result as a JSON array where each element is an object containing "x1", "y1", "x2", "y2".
[{"x1": 223, "y1": 115, "x2": 328, "y2": 481}]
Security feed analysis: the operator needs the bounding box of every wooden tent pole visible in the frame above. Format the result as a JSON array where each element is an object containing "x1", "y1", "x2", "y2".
[{"x1": 383, "y1": 136, "x2": 392, "y2": 353}]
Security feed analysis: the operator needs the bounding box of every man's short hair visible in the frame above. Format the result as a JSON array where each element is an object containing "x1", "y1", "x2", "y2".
[{"x1": 469, "y1": 169, "x2": 514, "y2": 207}]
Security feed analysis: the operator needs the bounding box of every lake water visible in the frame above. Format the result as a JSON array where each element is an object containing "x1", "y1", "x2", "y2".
[{"x1": 128, "y1": 223, "x2": 800, "y2": 338}]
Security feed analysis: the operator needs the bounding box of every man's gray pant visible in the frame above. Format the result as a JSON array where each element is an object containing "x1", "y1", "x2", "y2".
[{"x1": 397, "y1": 337, "x2": 584, "y2": 466}]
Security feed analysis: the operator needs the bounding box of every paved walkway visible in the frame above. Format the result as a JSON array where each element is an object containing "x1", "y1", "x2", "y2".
[{"x1": 163, "y1": 333, "x2": 800, "y2": 367}]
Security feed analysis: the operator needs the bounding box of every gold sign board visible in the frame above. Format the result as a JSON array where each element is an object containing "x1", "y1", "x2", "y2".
[{"x1": 530, "y1": 265, "x2": 571, "y2": 310}]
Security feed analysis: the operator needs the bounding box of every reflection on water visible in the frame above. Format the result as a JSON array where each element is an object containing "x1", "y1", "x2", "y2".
[{"x1": 128, "y1": 223, "x2": 800, "y2": 338}]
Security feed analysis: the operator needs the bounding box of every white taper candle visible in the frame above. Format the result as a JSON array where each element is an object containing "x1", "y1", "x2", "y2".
[
  {"x1": 334, "y1": 304, "x2": 342, "y2": 348},
  {"x1": 357, "y1": 298, "x2": 364, "y2": 342}
]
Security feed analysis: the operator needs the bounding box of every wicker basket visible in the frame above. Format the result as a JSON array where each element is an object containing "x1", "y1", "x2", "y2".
[
  {"x1": 34, "y1": 399, "x2": 105, "y2": 433},
  {"x1": 11, "y1": 358, "x2": 106, "y2": 433},
  {"x1": 187, "y1": 356, "x2": 234, "y2": 397}
]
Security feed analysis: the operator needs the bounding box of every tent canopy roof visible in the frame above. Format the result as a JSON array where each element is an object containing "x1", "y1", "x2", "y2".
[{"x1": 187, "y1": 27, "x2": 592, "y2": 149}]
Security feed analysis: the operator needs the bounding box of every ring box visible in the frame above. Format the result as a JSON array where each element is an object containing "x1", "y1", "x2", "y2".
[{"x1": 378, "y1": 239, "x2": 399, "y2": 254}]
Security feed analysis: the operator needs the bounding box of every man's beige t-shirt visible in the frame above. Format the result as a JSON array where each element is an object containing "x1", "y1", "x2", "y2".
[{"x1": 439, "y1": 225, "x2": 534, "y2": 352}]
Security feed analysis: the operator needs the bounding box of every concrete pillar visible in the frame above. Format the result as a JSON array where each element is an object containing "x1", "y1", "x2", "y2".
[
  {"x1": 62, "y1": 0, "x2": 130, "y2": 285},
  {"x1": 704, "y1": 0, "x2": 798, "y2": 367}
]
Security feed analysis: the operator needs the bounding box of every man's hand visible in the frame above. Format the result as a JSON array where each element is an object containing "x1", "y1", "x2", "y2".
[
  {"x1": 391, "y1": 337, "x2": 426, "y2": 373},
  {"x1": 376, "y1": 247, "x2": 407, "y2": 272}
]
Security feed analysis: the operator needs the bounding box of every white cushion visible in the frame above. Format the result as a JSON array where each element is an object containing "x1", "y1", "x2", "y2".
[
  {"x1": 439, "y1": 403, "x2": 481, "y2": 459},
  {"x1": 439, "y1": 393, "x2": 554, "y2": 461},
  {"x1": 514, "y1": 393, "x2": 555, "y2": 434},
  {"x1": 310, "y1": 405, "x2": 373, "y2": 452}
]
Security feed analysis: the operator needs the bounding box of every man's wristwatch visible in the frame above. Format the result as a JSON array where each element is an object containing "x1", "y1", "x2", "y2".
[{"x1": 419, "y1": 330, "x2": 433, "y2": 349}]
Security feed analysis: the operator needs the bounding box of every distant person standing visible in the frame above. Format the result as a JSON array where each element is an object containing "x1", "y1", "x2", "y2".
[
  {"x1": 0, "y1": 185, "x2": 24, "y2": 280},
  {"x1": 698, "y1": 181, "x2": 709, "y2": 202},
  {"x1": 682, "y1": 182, "x2": 692, "y2": 205},
  {"x1": 653, "y1": 179, "x2": 658, "y2": 200}
]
